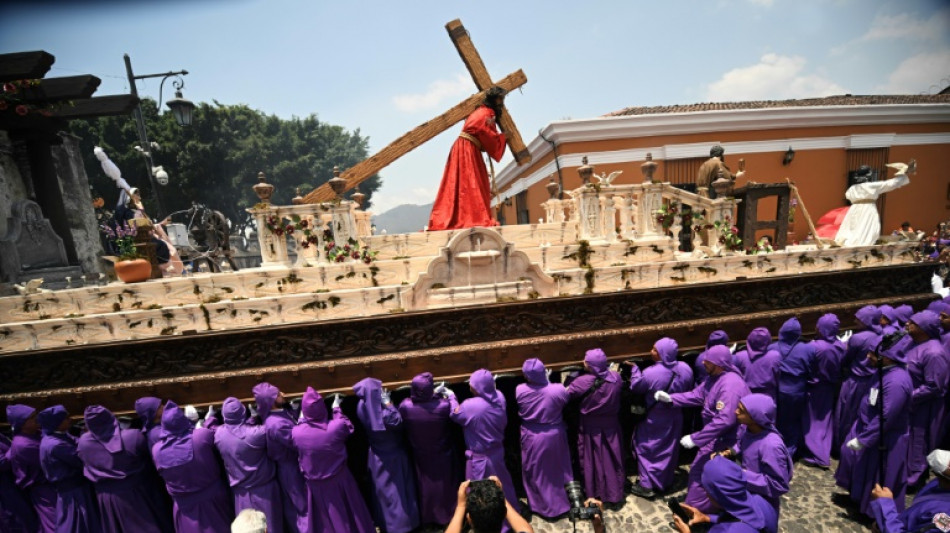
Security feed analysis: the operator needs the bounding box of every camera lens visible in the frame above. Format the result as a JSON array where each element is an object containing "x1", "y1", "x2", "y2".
[{"x1": 564, "y1": 480, "x2": 585, "y2": 509}]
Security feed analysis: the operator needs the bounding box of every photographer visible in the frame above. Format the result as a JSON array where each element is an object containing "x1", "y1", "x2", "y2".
[{"x1": 446, "y1": 477, "x2": 534, "y2": 533}]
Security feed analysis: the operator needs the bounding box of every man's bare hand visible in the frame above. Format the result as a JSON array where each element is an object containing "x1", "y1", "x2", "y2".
[
  {"x1": 871, "y1": 483, "x2": 893, "y2": 501},
  {"x1": 456, "y1": 480, "x2": 470, "y2": 506}
]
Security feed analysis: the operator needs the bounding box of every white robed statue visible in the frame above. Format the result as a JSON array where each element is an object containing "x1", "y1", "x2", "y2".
[{"x1": 834, "y1": 160, "x2": 914, "y2": 247}]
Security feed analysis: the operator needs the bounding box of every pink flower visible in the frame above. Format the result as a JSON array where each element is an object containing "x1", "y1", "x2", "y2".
[
  {"x1": 15, "y1": 105, "x2": 28, "y2": 116},
  {"x1": 3, "y1": 83, "x2": 16, "y2": 94}
]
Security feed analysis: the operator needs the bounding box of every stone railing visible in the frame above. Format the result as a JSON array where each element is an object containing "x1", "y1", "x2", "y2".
[{"x1": 544, "y1": 182, "x2": 738, "y2": 246}]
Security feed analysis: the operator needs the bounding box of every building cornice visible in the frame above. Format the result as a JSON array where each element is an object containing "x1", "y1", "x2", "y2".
[{"x1": 495, "y1": 104, "x2": 950, "y2": 196}]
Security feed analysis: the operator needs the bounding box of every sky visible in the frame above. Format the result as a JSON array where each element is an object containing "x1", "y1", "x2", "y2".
[{"x1": 2, "y1": 0, "x2": 949, "y2": 215}]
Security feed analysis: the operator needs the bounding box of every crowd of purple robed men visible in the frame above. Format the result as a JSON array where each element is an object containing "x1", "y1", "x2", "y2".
[{"x1": 2, "y1": 297, "x2": 950, "y2": 533}]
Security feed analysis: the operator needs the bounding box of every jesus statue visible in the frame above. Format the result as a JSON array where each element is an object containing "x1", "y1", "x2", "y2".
[{"x1": 834, "y1": 161, "x2": 914, "y2": 247}]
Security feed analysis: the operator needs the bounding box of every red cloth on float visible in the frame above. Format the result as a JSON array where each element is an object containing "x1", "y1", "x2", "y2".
[
  {"x1": 814, "y1": 206, "x2": 850, "y2": 240},
  {"x1": 427, "y1": 105, "x2": 506, "y2": 231}
]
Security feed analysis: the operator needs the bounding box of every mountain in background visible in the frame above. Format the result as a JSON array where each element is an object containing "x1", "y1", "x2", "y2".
[{"x1": 372, "y1": 203, "x2": 433, "y2": 234}]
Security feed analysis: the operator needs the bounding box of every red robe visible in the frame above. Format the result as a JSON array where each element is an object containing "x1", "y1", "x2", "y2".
[{"x1": 427, "y1": 105, "x2": 506, "y2": 231}]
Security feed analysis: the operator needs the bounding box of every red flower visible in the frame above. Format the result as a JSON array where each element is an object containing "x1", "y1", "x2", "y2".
[
  {"x1": 299, "y1": 220, "x2": 308, "y2": 228},
  {"x1": 351, "y1": 251, "x2": 360, "y2": 259},
  {"x1": 285, "y1": 224, "x2": 294, "y2": 235},
  {"x1": 343, "y1": 244, "x2": 351, "y2": 252},
  {"x1": 335, "y1": 255, "x2": 345, "y2": 262},
  {"x1": 300, "y1": 240, "x2": 310, "y2": 248},
  {"x1": 274, "y1": 228, "x2": 284, "y2": 236},
  {"x1": 363, "y1": 257, "x2": 372, "y2": 264},
  {"x1": 3, "y1": 83, "x2": 16, "y2": 94},
  {"x1": 15, "y1": 105, "x2": 28, "y2": 116}
]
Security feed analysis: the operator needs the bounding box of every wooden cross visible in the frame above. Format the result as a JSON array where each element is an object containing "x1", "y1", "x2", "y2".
[{"x1": 302, "y1": 18, "x2": 531, "y2": 204}]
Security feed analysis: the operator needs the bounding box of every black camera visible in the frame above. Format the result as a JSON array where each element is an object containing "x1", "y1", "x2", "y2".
[{"x1": 565, "y1": 481, "x2": 602, "y2": 521}]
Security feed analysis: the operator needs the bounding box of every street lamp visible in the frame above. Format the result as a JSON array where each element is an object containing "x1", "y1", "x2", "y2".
[{"x1": 123, "y1": 53, "x2": 194, "y2": 218}]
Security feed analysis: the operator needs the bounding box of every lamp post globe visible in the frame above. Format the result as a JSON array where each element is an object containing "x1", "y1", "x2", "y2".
[{"x1": 166, "y1": 88, "x2": 195, "y2": 127}]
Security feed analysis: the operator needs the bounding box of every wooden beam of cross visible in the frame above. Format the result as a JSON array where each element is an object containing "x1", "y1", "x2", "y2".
[{"x1": 302, "y1": 19, "x2": 530, "y2": 204}]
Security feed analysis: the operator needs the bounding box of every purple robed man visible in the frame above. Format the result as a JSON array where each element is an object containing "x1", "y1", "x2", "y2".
[
  {"x1": 628, "y1": 338, "x2": 693, "y2": 496},
  {"x1": 682, "y1": 456, "x2": 779, "y2": 533},
  {"x1": 253, "y1": 382, "x2": 308, "y2": 533},
  {"x1": 772, "y1": 317, "x2": 817, "y2": 458},
  {"x1": 730, "y1": 394, "x2": 792, "y2": 511},
  {"x1": 664, "y1": 345, "x2": 750, "y2": 513},
  {"x1": 353, "y1": 377, "x2": 420, "y2": 533},
  {"x1": 880, "y1": 305, "x2": 902, "y2": 335},
  {"x1": 835, "y1": 335, "x2": 913, "y2": 517},
  {"x1": 398, "y1": 372, "x2": 461, "y2": 526},
  {"x1": 77, "y1": 405, "x2": 173, "y2": 533},
  {"x1": 6, "y1": 404, "x2": 57, "y2": 532},
  {"x1": 447, "y1": 369, "x2": 520, "y2": 512},
  {"x1": 38, "y1": 406, "x2": 101, "y2": 533},
  {"x1": 870, "y1": 448, "x2": 950, "y2": 533},
  {"x1": 291, "y1": 387, "x2": 375, "y2": 533},
  {"x1": 834, "y1": 305, "x2": 883, "y2": 451},
  {"x1": 734, "y1": 328, "x2": 781, "y2": 403},
  {"x1": 515, "y1": 358, "x2": 573, "y2": 517},
  {"x1": 151, "y1": 401, "x2": 233, "y2": 532},
  {"x1": 1, "y1": 431, "x2": 38, "y2": 532},
  {"x1": 693, "y1": 330, "x2": 730, "y2": 385},
  {"x1": 567, "y1": 349, "x2": 625, "y2": 505},
  {"x1": 214, "y1": 397, "x2": 283, "y2": 533},
  {"x1": 134, "y1": 397, "x2": 164, "y2": 451},
  {"x1": 904, "y1": 311, "x2": 950, "y2": 487},
  {"x1": 801, "y1": 314, "x2": 847, "y2": 468}
]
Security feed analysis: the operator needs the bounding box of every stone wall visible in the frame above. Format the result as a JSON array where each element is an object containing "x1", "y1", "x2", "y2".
[
  {"x1": 0, "y1": 131, "x2": 29, "y2": 239},
  {"x1": 50, "y1": 132, "x2": 103, "y2": 275}
]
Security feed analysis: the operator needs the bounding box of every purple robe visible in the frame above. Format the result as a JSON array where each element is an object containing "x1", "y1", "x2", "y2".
[
  {"x1": 567, "y1": 349, "x2": 624, "y2": 504},
  {"x1": 835, "y1": 362, "x2": 912, "y2": 517},
  {"x1": 801, "y1": 314, "x2": 846, "y2": 468},
  {"x1": 693, "y1": 330, "x2": 730, "y2": 385},
  {"x1": 628, "y1": 339, "x2": 693, "y2": 492},
  {"x1": 450, "y1": 369, "x2": 520, "y2": 510},
  {"x1": 7, "y1": 404, "x2": 57, "y2": 532},
  {"x1": 734, "y1": 394, "x2": 792, "y2": 511},
  {"x1": 353, "y1": 378, "x2": 420, "y2": 533},
  {"x1": 214, "y1": 397, "x2": 283, "y2": 533},
  {"x1": 671, "y1": 345, "x2": 750, "y2": 513},
  {"x1": 291, "y1": 387, "x2": 375, "y2": 533},
  {"x1": 905, "y1": 311, "x2": 950, "y2": 486},
  {"x1": 515, "y1": 359, "x2": 573, "y2": 517},
  {"x1": 0, "y1": 433, "x2": 38, "y2": 532},
  {"x1": 734, "y1": 327, "x2": 781, "y2": 403},
  {"x1": 701, "y1": 457, "x2": 778, "y2": 533},
  {"x1": 398, "y1": 372, "x2": 462, "y2": 526},
  {"x1": 77, "y1": 405, "x2": 174, "y2": 533},
  {"x1": 834, "y1": 305, "x2": 883, "y2": 451},
  {"x1": 869, "y1": 479, "x2": 950, "y2": 533},
  {"x1": 254, "y1": 382, "x2": 308, "y2": 533},
  {"x1": 134, "y1": 397, "x2": 164, "y2": 452},
  {"x1": 152, "y1": 401, "x2": 233, "y2": 533},
  {"x1": 37, "y1": 406, "x2": 101, "y2": 533},
  {"x1": 772, "y1": 317, "x2": 817, "y2": 457}
]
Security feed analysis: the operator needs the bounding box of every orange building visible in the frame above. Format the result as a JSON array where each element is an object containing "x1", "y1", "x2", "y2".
[{"x1": 494, "y1": 94, "x2": 950, "y2": 242}]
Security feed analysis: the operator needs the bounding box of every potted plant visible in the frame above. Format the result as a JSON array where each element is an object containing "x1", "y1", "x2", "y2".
[{"x1": 101, "y1": 221, "x2": 151, "y2": 283}]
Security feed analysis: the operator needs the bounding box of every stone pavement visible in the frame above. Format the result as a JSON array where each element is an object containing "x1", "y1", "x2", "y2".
[
  {"x1": 416, "y1": 458, "x2": 894, "y2": 532},
  {"x1": 525, "y1": 459, "x2": 874, "y2": 533}
]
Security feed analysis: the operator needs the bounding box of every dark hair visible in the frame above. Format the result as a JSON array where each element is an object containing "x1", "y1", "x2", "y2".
[
  {"x1": 484, "y1": 86, "x2": 506, "y2": 121},
  {"x1": 710, "y1": 145, "x2": 725, "y2": 158},
  {"x1": 466, "y1": 482, "x2": 506, "y2": 533}
]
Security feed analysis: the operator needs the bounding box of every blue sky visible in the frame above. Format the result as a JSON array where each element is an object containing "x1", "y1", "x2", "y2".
[{"x1": 2, "y1": 0, "x2": 948, "y2": 214}]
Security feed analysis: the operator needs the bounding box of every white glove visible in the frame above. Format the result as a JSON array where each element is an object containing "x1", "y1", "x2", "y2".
[
  {"x1": 205, "y1": 404, "x2": 217, "y2": 421},
  {"x1": 608, "y1": 362, "x2": 620, "y2": 373},
  {"x1": 680, "y1": 435, "x2": 696, "y2": 449},
  {"x1": 545, "y1": 368, "x2": 553, "y2": 380},
  {"x1": 730, "y1": 343, "x2": 738, "y2": 354},
  {"x1": 184, "y1": 404, "x2": 199, "y2": 422},
  {"x1": 247, "y1": 402, "x2": 258, "y2": 418},
  {"x1": 380, "y1": 388, "x2": 391, "y2": 406},
  {"x1": 331, "y1": 394, "x2": 343, "y2": 409},
  {"x1": 846, "y1": 438, "x2": 863, "y2": 451},
  {"x1": 837, "y1": 330, "x2": 853, "y2": 343},
  {"x1": 434, "y1": 383, "x2": 455, "y2": 398},
  {"x1": 654, "y1": 391, "x2": 672, "y2": 403}
]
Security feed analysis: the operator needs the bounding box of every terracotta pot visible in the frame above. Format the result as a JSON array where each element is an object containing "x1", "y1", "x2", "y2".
[{"x1": 114, "y1": 259, "x2": 151, "y2": 283}]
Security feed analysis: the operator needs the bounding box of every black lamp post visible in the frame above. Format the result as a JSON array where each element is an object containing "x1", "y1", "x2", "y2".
[{"x1": 123, "y1": 53, "x2": 194, "y2": 219}]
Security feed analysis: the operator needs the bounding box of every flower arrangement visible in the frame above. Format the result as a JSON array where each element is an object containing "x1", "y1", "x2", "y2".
[
  {"x1": 750, "y1": 236, "x2": 774, "y2": 255},
  {"x1": 712, "y1": 217, "x2": 743, "y2": 252},
  {"x1": 100, "y1": 221, "x2": 140, "y2": 261},
  {"x1": 324, "y1": 232, "x2": 377, "y2": 264},
  {"x1": 655, "y1": 204, "x2": 679, "y2": 232},
  {"x1": 1, "y1": 80, "x2": 73, "y2": 117}
]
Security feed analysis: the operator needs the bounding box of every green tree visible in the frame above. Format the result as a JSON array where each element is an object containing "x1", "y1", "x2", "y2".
[{"x1": 70, "y1": 98, "x2": 381, "y2": 234}]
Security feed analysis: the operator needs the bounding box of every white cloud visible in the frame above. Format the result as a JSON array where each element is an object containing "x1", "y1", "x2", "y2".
[
  {"x1": 858, "y1": 9, "x2": 949, "y2": 44},
  {"x1": 368, "y1": 185, "x2": 436, "y2": 215},
  {"x1": 875, "y1": 50, "x2": 950, "y2": 94},
  {"x1": 392, "y1": 74, "x2": 472, "y2": 113},
  {"x1": 705, "y1": 53, "x2": 847, "y2": 101}
]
